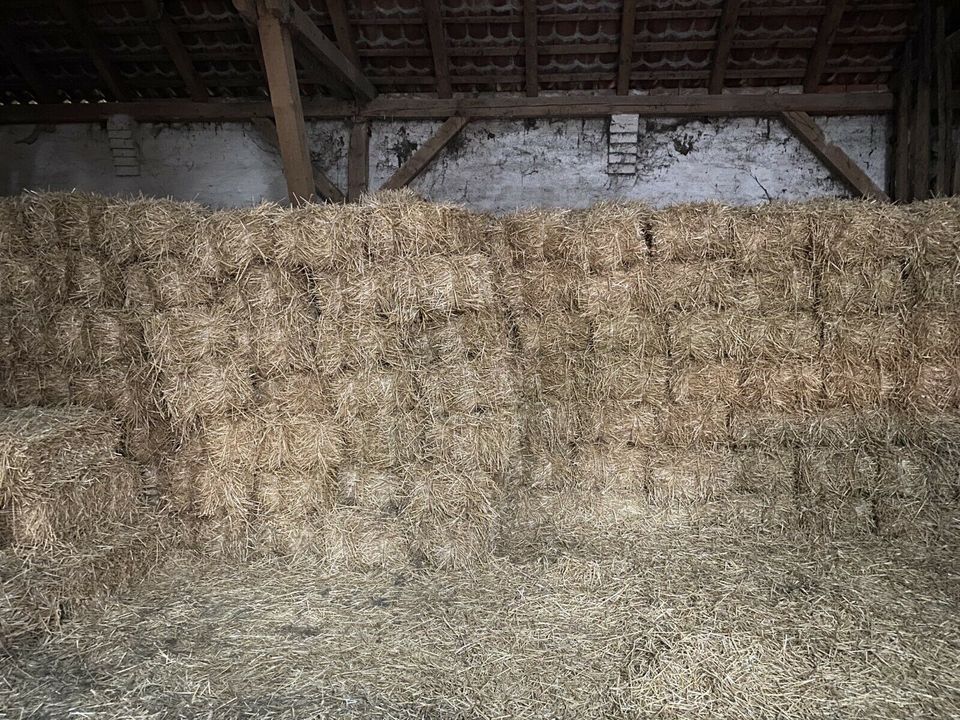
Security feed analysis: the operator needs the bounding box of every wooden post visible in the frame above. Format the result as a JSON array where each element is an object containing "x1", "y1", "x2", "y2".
[
  {"x1": 348, "y1": 121, "x2": 370, "y2": 201},
  {"x1": 616, "y1": 0, "x2": 636, "y2": 96},
  {"x1": 934, "y1": 1, "x2": 950, "y2": 196},
  {"x1": 381, "y1": 116, "x2": 468, "y2": 190},
  {"x1": 523, "y1": 0, "x2": 538, "y2": 97},
  {"x1": 708, "y1": 0, "x2": 743, "y2": 95},
  {"x1": 803, "y1": 0, "x2": 848, "y2": 93},
  {"x1": 894, "y1": 44, "x2": 913, "y2": 202},
  {"x1": 422, "y1": 0, "x2": 452, "y2": 98},
  {"x1": 256, "y1": 1, "x2": 316, "y2": 204},
  {"x1": 913, "y1": 6, "x2": 932, "y2": 201}
]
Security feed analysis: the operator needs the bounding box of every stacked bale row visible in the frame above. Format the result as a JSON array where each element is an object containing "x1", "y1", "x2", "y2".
[
  {"x1": 0, "y1": 193, "x2": 176, "y2": 465},
  {"x1": 498, "y1": 200, "x2": 959, "y2": 539},
  {"x1": 0, "y1": 406, "x2": 162, "y2": 647}
]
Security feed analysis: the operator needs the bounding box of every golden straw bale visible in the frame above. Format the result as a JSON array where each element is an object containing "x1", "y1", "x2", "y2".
[
  {"x1": 730, "y1": 203, "x2": 813, "y2": 270},
  {"x1": 335, "y1": 466, "x2": 405, "y2": 512},
  {"x1": 907, "y1": 363, "x2": 960, "y2": 413},
  {"x1": 583, "y1": 401, "x2": 661, "y2": 447},
  {"x1": 159, "y1": 359, "x2": 255, "y2": 427},
  {"x1": 657, "y1": 259, "x2": 742, "y2": 310},
  {"x1": 505, "y1": 267, "x2": 584, "y2": 314},
  {"x1": 524, "y1": 398, "x2": 585, "y2": 450},
  {"x1": 795, "y1": 447, "x2": 881, "y2": 536},
  {"x1": 590, "y1": 309, "x2": 667, "y2": 356},
  {"x1": 421, "y1": 411, "x2": 522, "y2": 477},
  {"x1": 876, "y1": 446, "x2": 956, "y2": 502},
  {"x1": 101, "y1": 196, "x2": 206, "y2": 261},
  {"x1": 124, "y1": 257, "x2": 219, "y2": 313},
  {"x1": 914, "y1": 259, "x2": 960, "y2": 308},
  {"x1": 257, "y1": 467, "x2": 335, "y2": 516},
  {"x1": 145, "y1": 305, "x2": 244, "y2": 366},
  {"x1": 198, "y1": 205, "x2": 283, "y2": 274},
  {"x1": 87, "y1": 310, "x2": 142, "y2": 365},
  {"x1": 911, "y1": 309, "x2": 960, "y2": 360},
  {"x1": 576, "y1": 445, "x2": 648, "y2": 494},
  {"x1": 822, "y1": 362, "x2": 902, "y2": 410},
  {"x1": 257, "y1": 371, "x2": 329, "y2": 415},
  {"x1": 661, "y1": 404, "x2": 730, "y2": 447},
  {"x1": 203, "y1": 413, "x2": 263, "y2": 467},
  {"x1": 0, "y1": 195, "x2": 26, "y2": 251},
  {"x1": 590, "y1": 356, "x2": 668, "y2": 405},
  {"x1": 390, "y1": 254, "x2": 496, "y2": 321},
  {"x1": 419, "y1": 359, "x2": 518, "y2": 414},
  {"x1": 7, "y1": 304, "x2": 51, "y2": 360},
  {"x1": 669, "y1": 309, "x2": 742, "y2": 361},
  {"x1": 822, "y1": 312, "x2": 905, "y2": 365},
  {"x1": 735, "y1": 265, "x2": 814, "y2": 312},
  {"x1": 515, "y1": 312, "x2": 591, "y2": 355},
  {"x1": 408, "y1": 514, "x2": 498, "y2": 568},
  {"x1": 735, "y1": 448, "x2": 795, "y2": 494},
  {"x1": 495, "y1": 208, "x2": 577, "y2": 266},
  {"x1": 819, "y1": 258, "x2": 909, "y2": 312},
  {"x1": 52, "y1": 307, "x2": 91, "y2": 365},
  {"x1": 18, "y1": 192, "x2": 58, "y2": 252},
  {"x1": 646, "y1": 448, "x2": 737, "y2": 505},
  {"x1": 739, "y1": 312, "x2": 820, "y2": 361},
  {"x1": 276, "y1": 202, "x2": 361, "y2": 271},
  {"x1": 69, "y1": 253, "x2": 125, "y2": 307},
  {"x1": 408, "y1": 313, "x2": 511, "y2": 363},
  {"x1": 259, "y1": 409, "x2": 343, "y2": 472},
  {"x1": 738, "y1": 362, "x2": 822, "y2": 413},
  {"x1": 650, "y1": 202, "x2": 736, "y2": 261},
  {"x1": 810, "y1": 200, "x2": 916, "y2": 265},
  {"x1": 48, "y1": 192, "x2": 105, "y2": 250},
  {"x1": 522, "y1": 446, "x2": 577, "y2": 491},
  {"x1": 573, "y1": 201, "x2": 651, "y2": 271},
  {"x1": 316, "y1": 314, "x2": 405, "y2": 373},
  {"x1": 330, "y1": 367, "x2": 415, "y2": 419},
  {"x1": 910, "y1": 197, "x2": 960, "y2": 264},
  {"x1": 0, "y1": 257, "x2": 43, "y2": 305},
  {"x1": 321, "y1": 507, "x2": 408, "y2": 568},
  {"x1": 663, "y1": 362, "x2": 738, "y2": 446},
  {"x1": 340, "y1": 413, "x2": 418, "y2": 469},
  {"x1": 579, "y1": 268, "x2": 661, "y2": 315}
]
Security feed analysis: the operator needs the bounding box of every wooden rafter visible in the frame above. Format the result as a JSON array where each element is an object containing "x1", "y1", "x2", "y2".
[
  {"x1": 422, "y1": 0, "x2": 452, "y2": 99},
  {"x1": 251, "y1": 117, "x2": 344, "y2": 202},
  {"x1": 781, "y1": 111, "x2": 888, "y2": 200},
  {"x1": 0, "y1": 25, "x2": 58, "y2": 103},
  {"x1": 616, "y1": 0, "x2": 636, "y2": 96},
  {"x1": 348, "y1": 121, "x2": 370, "y2": 201},
  {"x1": 893, "y1": 44, "x2": 913, "y2": 201},
  {"x1": 934, "y1": 2, "x2": 951, "y2": 196},
  {"x1": 56, "y1": 0, "x2": 130, "y2": 101},
  {"x1": 255, "y1": 0, "x2": 316, "y2": 204},
  {"x1": 803, "y1": 0, "x2": 848, "y2": 93},
  {"x1": 143, "y1": 0, "x2": 207, "y2": 102},
  {"x1": 523, "y1": 0, "x2": 538, "y2": 98},
  {"x1": 0, "y1": 91, "x2": 896, "y2": 125},
  {"x1": 381, "y1": 116, "x2": 468, "y2": 190},
  {"x1": 912, "y1": 4, "x2": 932, "y2": 200},
  {"x1": 708, "y1": 0, "x2": 743, "y2": 95},
  {"x1": 324, "y1": 0, "x2": 360, "y2": 68}
]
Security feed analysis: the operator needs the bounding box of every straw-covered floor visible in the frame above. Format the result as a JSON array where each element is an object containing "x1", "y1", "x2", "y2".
[{"x1": 1, "y1": 190, "x2": 958, "y2": 717}]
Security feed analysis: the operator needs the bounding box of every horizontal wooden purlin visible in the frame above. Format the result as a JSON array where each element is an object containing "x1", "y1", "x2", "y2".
[{"x1": 0, "y1": 91, "x2": 894, "y2": 124}]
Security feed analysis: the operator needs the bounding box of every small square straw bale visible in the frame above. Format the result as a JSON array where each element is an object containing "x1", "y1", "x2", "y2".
[
  {"x1": 257, "y1": 371, "x2": 329, "y2": 415},
  {"x1": 575, "y1": 445, "x2": 649, "y2": 495},
  {"x1": 390, "y1": 253, "x2": 496, "y2": 320},
  {"x1": 819, "y1": 257, "x2": 909, "y2": 312},
  {"x1": 590, "y1": 309, "x2": 667, "y2": 356},
  {"x1": 875, "y1": 446, "x2": 953, "y2": 502},
  {"x1": 910, "y1": 309, "x2": 960, "y2": 361},
  {"x1": 257, "y1": 467, "x2": 335, "y2": 518},
  {"x1": 404, "y1": 461, "x2": 500, "y2": 522},
  {"x1": 144, "y1": 305, "x2": 244, "y2": 366},
  {"x1": 125, "y1": 256, "x2": 219, "y2": 313},
  {"x1": 48, "y1": 191, "x2": 105, "y2": 250},
  {"x1": 822, "y1": 361, "x2": 902, "y2": 411},
  {"x1": 203, "y1": 412, "x2": 264, "y2": 468},
  {"x1": 524, "y1": 397, "x2": 585, "y2": 450},
  {"x1": 670, "y1": 360, "x2": 739, "y2": 406},
  {"x1": 277, "y1": 202, "x2": 361, "y2": 272},
  {"x1": 194, "y1": 459, "x2": 256, "y2": 523},
  {"x1": 735, "y1": 265, "x2": 814, "y2": 312},
  {"x1": 735, "y1": 448, "x2": 795, "y2": 495},
  {"x1": 661, "y1": 403, "x2": 730, "y2": 447},
  {"x1": 579, "y1": 267, "x2": 661, "y2": 316},
  {"x1": 583, "y1": 400, "x2": 660, "y2": 447},
  {"x1": 738, "y1": 361, "x2": 822, "y2": 413},
  {"x1": 810, "y1": 200, "x2": 916, "y2": 266},
  {"x1": 737, "y1": 311, "x2": 820, "y2": 362},
  {"x1": 590, "y1": 356, "x2": 669, "y2": 405},
  {"x1": 657, "y1": 259, "x2": 742, "y2": 310},
  {"x1": 259, "y1": 408, "x2": 344, "y2": 473},
  {"x1": 914, "y1": 259, "x2": 960, "y2": 308},
  {"x1": 159, "y1": 359, "x2": 256, "y2": 427},
  {"x1": 198, "y1": 205, "x2": 284, "y2": 275},
  {"x1": 419, "y1": 359, "x2": 518, "y2": 414},
  {"x1": 669, "y1": 308, "x2": 743, "y2": 361},
  {"x1": 52, "y1": 307, "x2": 92, "y2": 365},
  {"x1": 496, "y1": 208, "x2": 577, "y2": 266},
  {"x1": 515, "y1": 311, "x2": 591, "y2": 355},
  {"x1": 906, "y1": 363, "x2": 960, "y2": 414},
  {"x1": 821, "y1": 312, "x2": 905, "y2": 365},
  {"x1": 87, "y1": 310, "x2": 142, "y2": 365},
  {"x1": 321, "y1": 507, "x2": 408, "y2": 569},
  {"x1": 18, "y1": 192, "x2": 58, "y2": 252},
  {"x1": 329, "y1": 367, "x2": 416, "y2": 419},
  {"x1": 504, "y1": 266, "x2": 584, "y2": 314},
  {"x1": 8, "y1": 304, "x2": 51, "y2": 361},
  {"x1": 0, "y1": 256, "x2": 44, "y2": 305},
  {"x1": 573, "y1": 201, "x2": 651, "y2": 271},
  {"x1": 0, "y1": 195, "x2": 26, "y2": 251},
  {"x1": 796, "y1": 447, "x2": 881, "y2": 497},
  {"x1": 650, "y1": 202, "x2": 736, "y2": 261},
  {"x1": 335, "y1": 466, "x2": 405, "y2": 512},
  {"x1": 421, "y1": 411, "x2": 522, "y2": 477},
  {"x1": 315, "y1": 313, "x2": 404, "y2": 373},
  {"x1": 68, "y1": 253, "x2": 125, "y2": 307},
  {"x1": 730, "y1": 202, "x2": 813, "y2": 270},
  {"x1": 102, "y1": 196, "x2": 206, "y2": 261},
  {"x1": 728, "y1": 409, "x2": 813, "y2": 447},
  {"x1": 910, "y1": 197, "x2": 960, "y2": 265},
  {"x1": 408, "y1": 313, "x2": 511, "y2": 363},
  {"x1": 646, "y1": 448, "x2": 737, "y2": 505}
]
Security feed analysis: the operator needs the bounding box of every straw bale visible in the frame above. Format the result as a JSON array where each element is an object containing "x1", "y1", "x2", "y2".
[
  {"x1": 276, "y1": 202, "x2": 361, "y2": 271},
  {"x1": 524, "y1": 398, "x2": 585, "y2": 450},
  {"x1": 657, "y1": 259, "x2": 742, "y2": 310},
  {"x1": 198, "y1": 205, "x2": 283, "y2": 274},
  {"x1": 914, "y1": 259, "x2": 960, "y2": 308},
  {"x1": 576, "y1": 445, "x2": 649, "y2": 495},
  {"x1": 0, "y1": 256, "x2": 43, "y2": 305},
  {"x1": 18, "y1": 192, "x2": 58, "y2": 252},
  {"x1": 124, "y1": 257, "x2": 219, "y2": 313},
  {"x1": 505, "y1": 267, "x2": 584, "y2": 314},
  {"x1": 650, "y1": 202, "x2": 736, "y2": 261},
  {"x1": 810, "y1": 200, "x2": 916, "y2": 265},
  {"x1": 330, "y1": 367, "x2": 416, "y2": 419},
  {"x1": 0, "y1": 195, "x2": 25, "y2": 251},
  {"x1": 256, "y1": 371, "x2": 329, "y2": 415},
  {"x1": 495, "y1": 208, "x2": 577, "y2": 266},
  {"x1": 51, "y1": 306, "x2": 91, "y2": 365},
  {"x1": 68, "y1": 253, "x2": 125, "y2": 307},
  {"x1": 819, "y1": 258, "x2": 909, "y2": 312},
  {"x1": 583, "y1": 401, "x2": 660, "y2": 447},
  {"x1": 822, "y1": 312, "x2": 905, "y2": 365},
  {"x1": 422, "y1": 411, "x2": 522, "y2": 477},
  {"x1": 907, "y1": 363, "x2": 960, "y2": 414},
  {"x1": 646, "y1": 448, "x2": 738, "y2": 505},
  {"x1": 321, "y1": 508, "x2": 408, "y2": 568},
  {"x1": 735, "y1": 448, "x2": 795, "y2": 495},
  {"x1": 0, "y1": 363, "x2": 45, "y2": 408},
  {"x1": 340, "y1": 413, "x2": 418, "y2": 470},
  {"x1": 522, "y1": 446, "x2": 577, "y2": 491},
  {"x1": 336, "y1": 466, "x2": 405, "y2": 512},
  {"x1": 515, "y1": 311, "x2": 591, "y2": 356},
  {"x1": 590, "y1": 356, "x2": 668, "y2": 405},
  {"x1": 86, "y1": 310, "x2": 142, "y2": 365},
  {"x1": 876, "y1": 446, "x2": 958, "y2": 503},
  {"x1": 363, "y1": 190, "x2": 487, "y2": 260},
  {"x1": 662, "y1": 362, "x2": 738, "y2": 446},
  {"x1": 572, "y1": 201, "x2": 651, "y2": 271},
  {"x1": 728, "y1": 409, "x2": 894, "y2": 448},
  {"x1": 145, "y1": 305, "x2": 245, "y2": 366},
  {"x1": 419, "y1": 359, "x2": 518, "y2": 414},
  {"x1": 662, "y1": 404, "x2": 730, "y2": 446},
  {"x1": 909, "y1": 197, "x2": 960, "y2": 264},
  {"x1": 822, "y1": 362, "x2": 902, "y2": 410},
  {"x1": 195, "y1": 460, "x2": 255, "y2": 522},
  {"x1": 738, "y1": 361, "x2": 822, "y2": 413},
  {"x1": 730, "y1": 203, "x2": 812, "y2": 270},
  {"x1": 100, "y1": 196, "x2": 206, "y2": 261},
  {"x1": 578, "y1": 268, "x2": 661, "y2": 316},
  {"x1": 259, "y1": 409, "x2": 343, "y2": 472},
  {"x1": 3, "y1": 304, "x2": 50, "y2": 362},
  {"x1": 389, "y1": 254, "x2": 497, "y2": 321},
  {"x1": 159, "y1": 359, "x2": 256, "y2": 427},
  {"x1": 257, "y1": 467, "x2": 336, "y2": 516},
  {"x1": 408, "y1": 515, "x2": 498, "y2": 569},
  {"x1": 735, "y1": 265, "x2": 814, "y2": 312},
  {"x1": 407, "y1": 313, "x2": 511, "y2": 363},
  {"x1": 316, "y1": 314, "x2": 406, "y2": 372},
  {"x1": 46, "y1": 192, "x2": 105, "y2": 250},
  {"x1": 738, "y1": 312, "x2": 820, "y2": 361},
  {"x1": 795, "y1": 447, "x2": 881, "y2": 535},
  {"x1": 590, "y1": 309, "x2": 666, "y2": 356},
  {"x1": 911, "y1": 309, "x2": 960, "y2": 360}
]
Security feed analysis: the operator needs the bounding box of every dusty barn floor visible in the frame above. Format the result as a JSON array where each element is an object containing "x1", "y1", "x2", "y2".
[{"x1": 3, "y1": 509, "x2": 958, "y2": 720}]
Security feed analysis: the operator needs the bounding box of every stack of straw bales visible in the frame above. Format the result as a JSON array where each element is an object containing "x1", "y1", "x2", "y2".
[
  {"x1": 0, "y1": 192, "x2": 173, "y2": 465},
  {"x1": 0, "y1": 406, "x2": 161, "y2": 647}
]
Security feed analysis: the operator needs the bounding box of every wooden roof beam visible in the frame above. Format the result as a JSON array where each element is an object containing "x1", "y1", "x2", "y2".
[
  {"x1": 781, "y1": 110, "x2": 887, "y2": 200},
  {"x1": 255, "y1": 0, "x2": 316, "y2": 204},
  {"x1": 56, "y1": 0, "x2": 130, "y2": 101},
  {"x1": 422, "y1": 0, "x2": 452, "y2": 98},
  {"x1": 251, "y1": 117, "x2": 344, "y2": 202},
  {"x1": 616, "y1": 0, "x2": 637, "y2": 96},
  {"x1": 523, "y1": 0, "x2": 538, "y2": 97},
  {"x1": 381, "y1": 116, "x2": 468, "y2": 190},
  {"x1": 708, "y1": 0, "x2": 743, "y2": 94},
  {"x1": 143, "y1": 0, "x2": 208, "y2": 102},
  {"x1": 324, "y1": 0, "x2": 360, "y2": 68},
  {"x1": 0, "y1": 25, "x2": 58, "y2": 103},
  {"x1": 803, "y1": 0, "x2": 848, "y2": 93},
  {"x1": 348, "y1": 120, "x2": 370, "y2": 201}
]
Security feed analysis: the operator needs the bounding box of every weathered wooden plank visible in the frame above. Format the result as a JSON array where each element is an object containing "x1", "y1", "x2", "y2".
[
  {"x1": 934, "y1": 1, "x2": 950, "y2": 196},
  {"x1": 381, "y1": 116, "x2": 468, "y2": 190},
  {"x1": 616, "y1": 0, "x2": 637, "y2": 96},
  {"x1": 894, "y1": 45, "x2": 913, "y2": 201},
  {"x1": 143, "y1": 0, "x2": 208, "y2": 102},
  {"x1": 913, "y1": 5, "x2": 932, "y2": 200},
  {"x1": 324, "y1": 0, "x2": 360, "y2": 68},
  {"x1": 422, "y1": 0, "x2": 452, "y2": 99},
  {"x1": 348, "y1": 121, "x2": 370, "y2": 201},
  {"x1": 803, "y1": 0, "x2": 848, "y2": 93},
  {"x1": 523, "y1": 0, "x2": 538, "y2": 97},
  {"x1": 708, "y1": 0, "x2": 743, "y2": 94},
  {"x1": 781, "y1": 110, "x2": 888, "y2": 200},
  {"x1": 251, "y1": 117, "x2": 345, "y2": 202}
]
